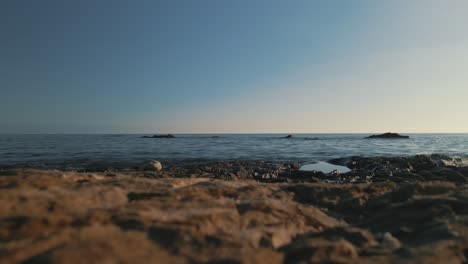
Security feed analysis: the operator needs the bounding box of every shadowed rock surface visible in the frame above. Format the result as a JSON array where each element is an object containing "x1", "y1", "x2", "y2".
[{"x1": 1, "y1": 155, "x2": 468, "y2": 263}]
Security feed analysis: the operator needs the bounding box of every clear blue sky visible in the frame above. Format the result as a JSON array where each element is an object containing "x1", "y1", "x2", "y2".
[{"x1": 1, "y1": 0, "x2": 467, "y2": 133}]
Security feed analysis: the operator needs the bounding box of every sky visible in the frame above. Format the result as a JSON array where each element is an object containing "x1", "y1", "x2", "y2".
[{"x1": 1, "y1": 0, "x2": 468, "y2": 134}]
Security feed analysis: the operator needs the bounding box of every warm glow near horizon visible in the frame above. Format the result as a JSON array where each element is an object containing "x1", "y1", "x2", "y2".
[{"x1": 1, "y1": 0, "x2": 468, "y2": 133}]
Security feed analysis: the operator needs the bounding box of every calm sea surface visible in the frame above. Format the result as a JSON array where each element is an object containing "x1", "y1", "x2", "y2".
[{"x1": 0, "y1": 134, "x2": 467, "y2": 170}]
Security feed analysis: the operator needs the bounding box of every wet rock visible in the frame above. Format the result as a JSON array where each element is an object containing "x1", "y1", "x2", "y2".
[
  {"x1": 456, "y1": 166, "x2": 468, "y2": 177},
  {"x1": 0, "y1": 170, "x2": 18, "y2": 177},
  {"x1": 176, "y1": 161, "x2": 296, "y2": 181},
  {"x1": 431, "y1": 154, "x2": 463, "y2": 167},
  {"x1": 289, "y1": 163, "x2": 301, "y2": 170},
  {"x1": 433, "y1": 168, "x2": 467, "y2": 183},
  {"x1": 287, "y1": 170, "x2": 324, "y2": 182},
  {"x1": 331, "y1": 154, "x2": 468, "y2": 183}
]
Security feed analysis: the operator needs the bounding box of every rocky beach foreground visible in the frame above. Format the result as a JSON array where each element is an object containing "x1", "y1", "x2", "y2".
[{"x1": 2, "y1": 155, "x2": 468, "y2": 263}]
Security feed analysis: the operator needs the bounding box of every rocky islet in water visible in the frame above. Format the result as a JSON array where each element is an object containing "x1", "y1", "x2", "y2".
[
  {"x1": 365, "y1": 132, "x2": 410, "y2": 139},
  {"x1": 142, "y1": 134, "x2": 176, "y2": 138},
  {"x1": 282, "y1": 135, "x2": 320, "y2": 140}
]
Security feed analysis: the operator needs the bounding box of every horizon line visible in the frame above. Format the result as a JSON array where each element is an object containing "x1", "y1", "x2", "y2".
[{"x1": 1, "y1": 132, "x2": 468, "y2": 135}]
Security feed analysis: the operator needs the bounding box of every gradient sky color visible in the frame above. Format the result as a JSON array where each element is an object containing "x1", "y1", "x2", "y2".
[{"x1": 1, "y1": 0, "x2": 468, "y2": 133}]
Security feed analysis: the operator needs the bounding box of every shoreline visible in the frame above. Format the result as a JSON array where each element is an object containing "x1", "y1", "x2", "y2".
[
  {"x1": 1, "y1": 155, "x2": 468, "y2": 263},
  {"x1": 2, "y1": 134, "x2": 468, "y2": 172},
  {"x1": 2, "y1": 154, "x2": 467, "y2": 183}
]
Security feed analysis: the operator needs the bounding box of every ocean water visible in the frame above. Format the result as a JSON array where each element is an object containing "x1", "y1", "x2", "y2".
[{"x1": 0, "y1": 134, "x2": 467, "y2": 170}]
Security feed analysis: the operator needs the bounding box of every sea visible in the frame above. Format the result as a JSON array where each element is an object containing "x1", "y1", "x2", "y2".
[{"x1": 0, "y1": 134, "x2": 467, "y2": 170}]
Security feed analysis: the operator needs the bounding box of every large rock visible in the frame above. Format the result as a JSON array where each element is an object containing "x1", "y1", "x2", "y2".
[
  {"x1": 2, "y1": 169, "x2": 468, "y2": 263},
  {"x1": 366, "y1": 133, "x2": 409, "y2": 139},
  {"x1": 142, "y1": 134, "x2": 176, "y2": 138}
]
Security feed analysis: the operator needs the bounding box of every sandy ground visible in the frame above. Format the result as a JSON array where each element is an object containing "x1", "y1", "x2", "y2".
[{"x1": 1, "y1": 165, "x2": 468, "y2": 263}]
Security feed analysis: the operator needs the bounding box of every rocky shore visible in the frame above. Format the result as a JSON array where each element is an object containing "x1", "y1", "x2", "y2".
[{"x1": 1, "y1": 155, "x2": 468, "y2": 263}]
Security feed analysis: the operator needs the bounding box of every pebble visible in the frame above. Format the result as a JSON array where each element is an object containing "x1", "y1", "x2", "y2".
[
  {"x1": 381, "y1": 232, "x2": 402, "y2": 249},
  {"x1": 147, "y1": 161, "x2": 163, "y2": 171}
]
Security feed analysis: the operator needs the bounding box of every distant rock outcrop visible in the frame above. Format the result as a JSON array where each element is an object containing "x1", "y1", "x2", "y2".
[
  {"x1": 285, "y1": 135, "x2": 293, "y2": 139},
  {"x1": 142, "y1": 134, "x2": 176, "y2": 139},
  {"x1": 365, "y1": 133, "x2": 409, "y2": 139}
]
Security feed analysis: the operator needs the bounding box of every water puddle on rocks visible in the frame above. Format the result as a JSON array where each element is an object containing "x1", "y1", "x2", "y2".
[{"x1": 300, "y1": 161, "x2": 351, "y2": 174}]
